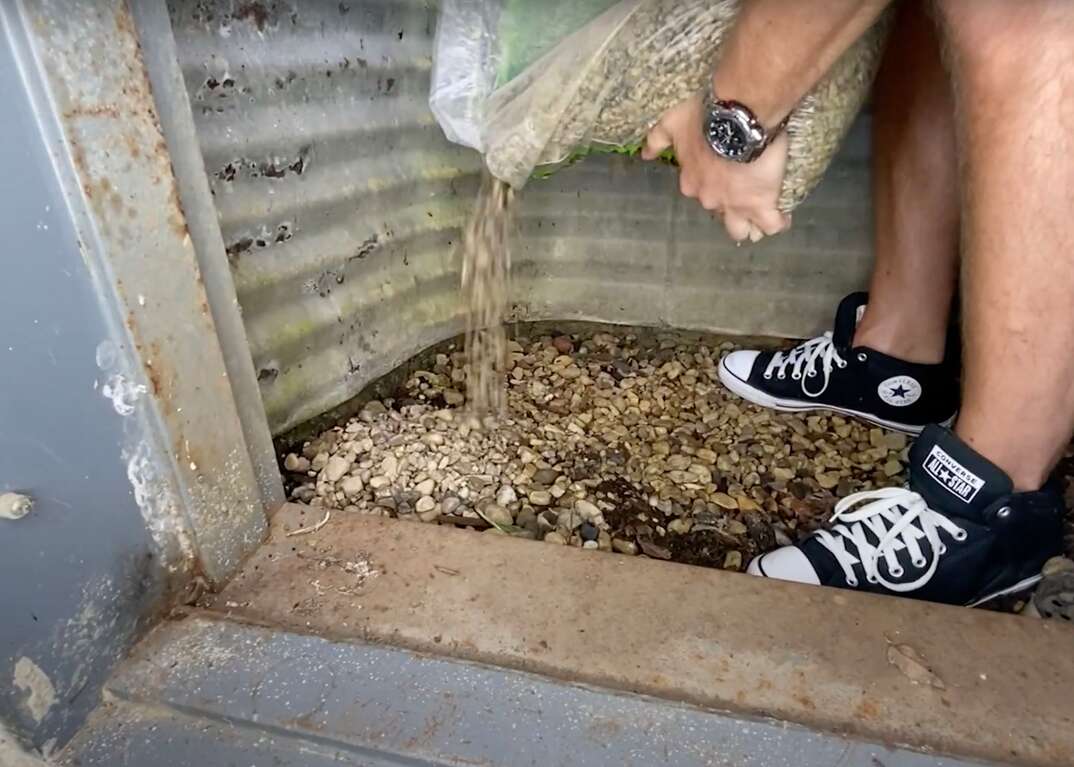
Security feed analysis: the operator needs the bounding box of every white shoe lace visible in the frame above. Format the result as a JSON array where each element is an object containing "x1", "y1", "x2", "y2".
[
  {"x1": 814, "y1": 487, "x2": 968, "y2": 592},
  {"x1": 762, "y1": 332, "x2": 848, "y2": 397}
]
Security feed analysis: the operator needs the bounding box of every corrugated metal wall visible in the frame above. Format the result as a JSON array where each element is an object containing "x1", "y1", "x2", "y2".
[
  {"x1": 168, "y1": 0, "x2": 873, "y2": 436},
  {"x1": 168, "y1": 0, "x2": 477, "y2": 435}
]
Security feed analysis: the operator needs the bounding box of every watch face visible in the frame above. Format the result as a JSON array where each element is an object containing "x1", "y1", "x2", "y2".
[
  {"x1": 704, "y1": 103, "x2": 765, "y2": 162},
  {"x1": 706, "y1": 114, "x2": 751, "y2": 160}
]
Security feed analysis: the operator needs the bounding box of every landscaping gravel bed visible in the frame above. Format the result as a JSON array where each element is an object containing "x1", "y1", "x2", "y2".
[{"x1": 280, "y1": 325, "x2": 1074, "y2": 590}]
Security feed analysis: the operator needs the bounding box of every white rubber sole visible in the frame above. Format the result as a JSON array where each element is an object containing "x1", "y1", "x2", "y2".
[
  {"x1": 967, "y1": 574, "x2": 1042, "y2": 607},
  {"x1": 717, "y1": 358, "x2": 954, "y2": 436},
  {"x1": 749, "y1": 553, "x2": 1042, "y2": 608}
]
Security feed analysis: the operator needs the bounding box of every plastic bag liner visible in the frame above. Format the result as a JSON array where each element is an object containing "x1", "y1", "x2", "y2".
[{"x1": 431, "y1": 0, "x2": 890, "y2": 210}]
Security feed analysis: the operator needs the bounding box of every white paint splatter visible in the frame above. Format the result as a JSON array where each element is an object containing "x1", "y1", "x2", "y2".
[
  {"x1": 94, "y1": 339, "x2": 118, "y2": 370},
  {"x1": 13, "y1": 658, "x2": 56, "y2": 724},
  {"x1": 125, "y1": 440, "x2": 195, "y2": 571},
  {"x1": 101, "y1": 374, "x2": 146, "y2": 416}
]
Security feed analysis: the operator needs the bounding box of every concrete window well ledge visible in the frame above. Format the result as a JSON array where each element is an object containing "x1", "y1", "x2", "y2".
[{"x1": 3, "y1": 1, "x2": 1072, "y2": 766}]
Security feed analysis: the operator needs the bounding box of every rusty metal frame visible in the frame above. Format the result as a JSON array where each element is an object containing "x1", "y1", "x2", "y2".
[
  {"x1": 11, "y1": 0, "x2": 274, "y2": 585},
  {"x1": 128, "y1": 0, "x2": 286, "y2": 514}
]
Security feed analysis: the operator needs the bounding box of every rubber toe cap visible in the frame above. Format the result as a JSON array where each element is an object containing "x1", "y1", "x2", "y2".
[
  {"x1": 747, "y1": 547, "x2": 821, "y2": 586},
  {"x1": 720, "y1": 350, "x2": 760, "y2": 382}
]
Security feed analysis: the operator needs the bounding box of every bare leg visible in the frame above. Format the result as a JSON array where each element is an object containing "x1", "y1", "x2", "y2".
[
  {"x1": 853, "y1": 0, "x2": 960, "y2": 364},
  {"x1": 938, "y1": 0, "x2": 1074, "y2": 490}
]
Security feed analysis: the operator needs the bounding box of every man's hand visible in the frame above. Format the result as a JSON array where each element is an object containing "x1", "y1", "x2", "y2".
[{"x1": 642, "y1": 93, "x2": 790, "y2": 242}]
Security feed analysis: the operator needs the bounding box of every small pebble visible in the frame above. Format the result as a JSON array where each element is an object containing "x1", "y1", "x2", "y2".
[
  {"x1": 816, "y1": 472, "x2": 841, "y2": 489},
  {"x1": 416, "y1": 496, "x2": 436, "y2": 513},
  {"x1": 283, "y1": 453, "x2": 310, "y2": 472},
  {"x1": 612, "y1": 538, "x2": 639, "y2": 555},
  {"x1": 1042, "y1": 556, "x2": 1074, "y2": 577},
  {"x1": 323, "y1": 455, "x2": 351, "y2": 483},
  {"x1": 725, "y1": 519, "x2": 748, "y2": 536},
  {"x1": 712, "y1": 492, "x2": 738, "y2": 510},
  {"x1": 575, "y1": 499, "x2": 601, "y2": 521},
  {"x1": 362, "y1": 400, "x2": 388, "y2": 417},
  {"x1": 668, "y1": 518, "x2": 692, "y2": 535},
  {"x1": 528, "y1": 489, "x2": 552, "y2": 506},
  {"x1": 533, "y1": 468, "x2": 559, "y2": 485},
  {"x1": 340, "y1": 476, "x2": 364, "y2": 498},
  {"x1": 552, "y1": 335, "x2": 574, "y2": 354},
  {"x1": 482, "y1": 503, "x2": 514, "y2": 527}
]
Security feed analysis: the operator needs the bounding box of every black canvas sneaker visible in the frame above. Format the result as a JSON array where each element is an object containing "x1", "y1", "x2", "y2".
[
  {"x1": 718, "y1": 292, "x2": 958, "y2": 434},
  {"x1": 748, "y1": 425, "x2": 1066, "y2": 606}
]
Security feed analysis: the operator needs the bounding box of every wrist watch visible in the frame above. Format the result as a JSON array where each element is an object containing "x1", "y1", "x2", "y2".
[{"x1": 702, "y1": 86, "x2": 788, "y2": 163}]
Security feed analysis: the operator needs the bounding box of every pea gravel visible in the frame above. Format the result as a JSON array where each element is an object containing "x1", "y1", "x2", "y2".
[{"x1": 283, "y1": 327, "x2": 937, "y2": 569}]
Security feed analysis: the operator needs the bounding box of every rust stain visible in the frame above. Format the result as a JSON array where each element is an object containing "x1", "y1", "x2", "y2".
[
  {"x1": 144, "y1": 342, "x2": 168, "y2": 399},
  {"x1": 164, "y1": 169, "x2": 191, "y2": 240},
  {"x1": 63, "y1": 104, "x2": 121, "y2": 119},
  {"x1": 69, "y1": 140, "x2": 88, "y2": 176},
  {"x1": 235, "y1": 2, "x2": 271, "y2": 30},
  {"x1": 124, "y1": 133, "x2": 142, "y2": 159},
  {"x1": 114, "y1": 2, "x2": 134, "y2": 36}
]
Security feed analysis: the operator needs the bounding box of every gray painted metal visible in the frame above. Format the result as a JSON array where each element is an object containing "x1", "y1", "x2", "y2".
[
  {"x1": 129, "y1": 0, "x2": 286, "y2": 513},
  {"x1": 0, "y1": 6, "x2": 167, "y2": 752},
  {"x1": 11, "y1": 0, "x2": 268, "y2": 588},
  {"x1": 61, "y1": 615, "x2": 994, "y2": 767},
  {"x1": 0, "y1": 0, "x2": 292, "y2": 751},
  {"x1": 168, "y1": 0, "x2": 873, "y2": 436}
]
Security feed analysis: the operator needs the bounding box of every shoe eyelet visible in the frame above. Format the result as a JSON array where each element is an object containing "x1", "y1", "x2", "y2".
[
  {"x1": 890, "y1": 566, "x2": 904, "y2": 578},
  {"x1": 857, "y1": 352, "x2": 868, "y2": 363},
  {"x1": 777, "y1": 374, "x2": 786, "y2": 380},
  {"x1": 791, "y1": 372, "x2": 801, "y2": 380},
  {"x1": 837, "y1": 360, "x2": 847, "y2": 369},
  {"x1": 912, "y1": 557, "x2": 927, "y2": 568},
  {"x1": 866, "y1": 574, "x2": 878, "y2": 584},
  {"x1": 953, "y1": 529, "x2": 968, "y2": 542},
  {"x1": 938, "y1": 544, "x2": 947, "y2": 555},
  {"x1": 996, "y1": 506, "x2": 1012, "y2": 519},
  {"x1": 846, "y1": 577, "x2": 858, "y2": 587},
  {"x1": 763, "y1": 373, "x2": 772, "y2": 380}
]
